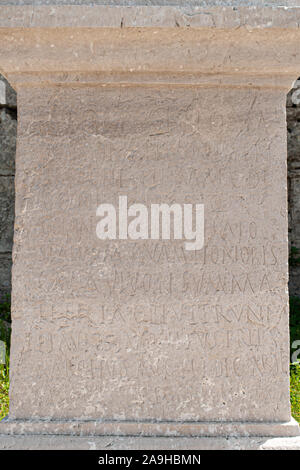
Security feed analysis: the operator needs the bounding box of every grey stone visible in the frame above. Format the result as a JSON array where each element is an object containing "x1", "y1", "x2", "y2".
[
  {"x1": 0, "y1": 82, "x2": 5, "y2": 105},
  {"x1": 0, "y1": 75, "x2": 17, "y2": 108},
  {"x1": 0, "y1": 176, "x2": 14, "y2": 254},
  {"x1": 0, "y1": 76, "x2": 16, "y2": 297},
  {"x1": 1, "y1": 434, "x2": 300, "y2": 450},
  {"x1": 0, "y1": 1, "x2": 298, "y2": 6},
  {"x1": 0, "y1": 1, "x2": 299, "y2": 449},
  {"x1": 1, "y1": 2, "x2": 300, "y2": 29},
  {"x1": 288, "y1": 266, "x2": 300, "y2": 296},
  {"x1": 2, "y1": 77, "x2": 16, "y2": 109},
  {"x1": 0, "y1": 254, "x2": 12, "y2": 296},
  {"x1": 0, "y1": 109, "x2": 16, "y2": 176}
]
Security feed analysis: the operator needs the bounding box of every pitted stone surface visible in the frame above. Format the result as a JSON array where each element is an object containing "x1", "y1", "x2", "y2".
[
  {"x1": 7, "y1": 83, "x2": 291, "y2": 423},
  {"x1": 1, "y1": 2, "x2": 300, "y2": 29},
  {"x1": 0, "y1": 110, "x2": 16, "y2": 176},
  {"x1": 1, "y1": 434, "x2": 300, "y2": 450},
  {"x1": 0, "y1": 255, "x2": 13, "y2": 295},
  {"x1": 0, "y1": 76, "x2": 17, "y2": 109},
  {"x1": 0, "y1": 1, "x2": 299, "y2": 5},
  {"x1": 0, "y1": 1, "x2": 299, "y2": 445},
  {"x1": 0, "y1": 176, "x2": 14, "y2": 254}
]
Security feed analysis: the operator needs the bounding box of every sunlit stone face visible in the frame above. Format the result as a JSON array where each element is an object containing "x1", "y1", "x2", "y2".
[
  {"x1": 0, "y1": 1, "x2": 299, "y2": 447},
  {"x1": 8, "y1": 84, "x2": 290, "y2": 422}
]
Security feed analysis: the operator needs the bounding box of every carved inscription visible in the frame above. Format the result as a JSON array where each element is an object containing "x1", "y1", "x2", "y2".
[{"x1": 10, "y1": 85, "x2": 290, "y2": 421}]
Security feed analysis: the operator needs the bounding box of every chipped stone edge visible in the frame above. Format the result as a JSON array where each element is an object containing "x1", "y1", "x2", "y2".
[
  {"x1": 1, "y1": 434, "x2": 300, "y2": 450},
  {"x1": 0, "y1": 417, "x2": 299, "y2": 438}
]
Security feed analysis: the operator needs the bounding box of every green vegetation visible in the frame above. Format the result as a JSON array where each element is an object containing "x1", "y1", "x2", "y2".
[
  {"x1": 0, "y1": 294, "x2": 10, "y2": 421},
  {"x1": 290, "y1": 295, "x2": 300, "y2": 359},
  {"x1": 289, "y1": 247, "x2": 300, "y2": 420},
  {"x1": 0, "y1": 351, "x2": 9, "y2": 421},
  {"x1": 290, "y1": 282, "x2": 300, "y2": 422},
  {"x1": 291, "y1": 363, "x2": 300, "y2": 423}
]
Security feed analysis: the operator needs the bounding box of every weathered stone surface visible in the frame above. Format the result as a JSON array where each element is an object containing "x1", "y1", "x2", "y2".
[
  {"x1": 0, "y1": 4, "x2": 299, "y2": 448},
  {"x1": 0, "y1": 176, "x2": 14, "y2": 255},
  {"x1": 0, "y1": 75, "x2": 17, "y2": 108},
  {"x1": 0, "y1": 254, "x2": 12, "y2": 297},
  {"x1": 1, "y1": 3, "x2": 300, "y2": 29},
  {"x1": 4, "y1": 83, "x2": 291, "y2": 425},
  {"x1": 0, "y1": 82, "x2": 5, "y2": 106},
  {"x1": 1, "y1": 1, "x2": 299, "y2": 5},
  {"x1": 0, "y1": 434, "x2": 300, "y2": 450},
  {"x1": 1, "y1": 416, "x2": 299, "y2": 437},
  {"x1": 0, "y1": 109, "x2": 16, "y2": 176},
  {"x1": 0, "y1": 74, "x2": 16, "y2": 295}
]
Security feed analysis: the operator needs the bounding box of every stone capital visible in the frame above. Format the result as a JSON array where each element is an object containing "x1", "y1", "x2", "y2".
[{"x1": 0, "y1": 5, "x2": 299, "y2": 90}]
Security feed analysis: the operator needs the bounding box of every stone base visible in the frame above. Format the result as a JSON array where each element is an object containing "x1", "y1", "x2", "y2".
[
  {"x1": 1, "y1": 434, "x2": 300, "y2": 450},
  {"x1": 0, "y1": 417, "x2": 299, "y2": 442},
  {"x1": 0, "y1": 417, "x2": 299, "y2": 449}
]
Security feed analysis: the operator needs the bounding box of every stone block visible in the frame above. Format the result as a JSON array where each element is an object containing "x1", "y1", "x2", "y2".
[
  {"x1": 0, "y1": 74, "x2": 17, "y2": 108},
  {"x1": 0, "y1": 254, "x2": 12, "y2": 297},
  {"x1": 0, "y1": 2, "x2": 299, "y2": 449},
  {"x1": 0, "y1": 109, "x2": 16, "y2": 176},
  {"x1": 0, "y1": 176, "x2": 14, "y2": 254}
]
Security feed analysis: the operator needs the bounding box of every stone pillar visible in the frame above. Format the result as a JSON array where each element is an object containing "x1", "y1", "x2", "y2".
[{"x1": 0, "y1": 3, "x2": 300, "y2": 449}]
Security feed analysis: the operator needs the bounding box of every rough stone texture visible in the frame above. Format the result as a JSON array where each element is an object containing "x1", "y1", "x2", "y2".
[
  {"x1": 0, "y1": 76, "x2": 17, "y2": 109},
  {"x1": 2, "y1": 3, "x2": 300, "y2": 29},
  {"x1": 0, "y1": 4, "x2": 299, "y2": 449},
  {"x1": 1, "y1": 434, "x2": 300, "y2": 450},
  {"x1": 5, "y1": 84, "x2": 291, "y2": 424},
  {"x1": 0, "y1": 110, "x2": 16, "y2": 176},
  {"x1": 0, "y1": 177, "x2": 15, "y2": 251},
  {"x1": 0, "y1": 76, "x2": 16, "y2": 297},
  {"x1": 0, "y1": 75, "x2": 17, "y2": 109},
  {"x1": 0, "y1": 254, "x2": 13, "y2": 295},
  {"x1": 0, "y1": 20, "x2": 300, "y2": 299},
  {"x1": 0, "y1": 1, "x2": 298, "y2": 5}
]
